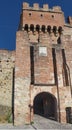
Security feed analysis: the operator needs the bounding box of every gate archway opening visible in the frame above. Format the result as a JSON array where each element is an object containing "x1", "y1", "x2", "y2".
[{"x1": 33, "y1": 92, "x2": 57, "y2": 121}]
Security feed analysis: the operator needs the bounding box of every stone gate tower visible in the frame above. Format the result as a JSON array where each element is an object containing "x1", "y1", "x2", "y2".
[{"x1": 14, "y1": 2, "x2": 72, "y2": 125}]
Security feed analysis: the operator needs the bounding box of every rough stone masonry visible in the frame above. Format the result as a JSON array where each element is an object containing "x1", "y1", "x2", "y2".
[{"x1": 0, "y1": 2, "x2": 72, "y2": 126}]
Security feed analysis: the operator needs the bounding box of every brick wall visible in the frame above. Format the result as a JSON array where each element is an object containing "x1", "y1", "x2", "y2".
[
  {"x1": 14, "y1": 31, "x2": 31, "y2": 125},
  {"x1": 0, "y1": 2, "x2": 72, "y2": 126},
  {"x1": 22, "y1": 3, "x2": 65, "y2": 27},
  {"x1": 14, "y1": 2, "x2": 72, "y2": 125}
]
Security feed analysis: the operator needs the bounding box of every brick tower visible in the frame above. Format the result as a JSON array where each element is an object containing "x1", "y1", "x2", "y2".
[{"x1": 14, "y1": 2, "x2": 72, "y2": 125}]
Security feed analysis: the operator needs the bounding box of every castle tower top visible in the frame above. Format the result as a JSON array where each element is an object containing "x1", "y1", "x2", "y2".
[
  {"x1": 22, "y1": 2, "x2": 62, "y2": 12},
  {"x1": 19, "y1": 2, "x2": 65, "y2": 30}
]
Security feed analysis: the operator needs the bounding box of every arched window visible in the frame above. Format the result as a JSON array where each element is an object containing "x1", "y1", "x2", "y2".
[
  {"x1": 58, "y1": 26, "x2": 62, "y2": 34},
  {"x1": 53, "y1": 26, "x2": 57, "y2": 34},
  {"x1": 47, "y1": 26, "x2": 51, "y2": 33},
  {"x1": 41, "y1": 25, "x2": 45, "y2": 33},
  {"x1": 36, "y1": 24, "x2": 40, "y2": 32},
  {"x1": 30, "y1": 24, "x2": 34, "y2": 32},
  {"x1": 24, "y1": 24, "x2": 28, "y2": 31}
]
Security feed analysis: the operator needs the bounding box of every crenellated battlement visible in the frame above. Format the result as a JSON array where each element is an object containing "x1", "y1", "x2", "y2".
[
  {"x1": 22, "y1": 2, "x2": 29, "y2": 9},
  {"x1": 19, "y1": 2, "x2": 65, "y2": 30},
  {"x1": 22, "y1": 2, "x2": 62, "y2": 12},
  {"x1": 52, "y1": 6, "x2": 61, "y2": 12},
  {"x1": 67, "y1": 16, "x2": 72, "y2": 26}
]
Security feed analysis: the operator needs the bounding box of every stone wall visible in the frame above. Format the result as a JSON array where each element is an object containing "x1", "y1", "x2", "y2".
[{"x1": 0, "y1": 50, "x2": 15, "y2": 122}]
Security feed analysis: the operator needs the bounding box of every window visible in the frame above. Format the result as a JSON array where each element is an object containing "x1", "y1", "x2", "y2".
[
  {"x1": 52, "y1": 15, "x2": 54, "y2": 18},
  {"x1": 39, "y1": 46, "x2": 47, "y2": 56},
  {"x1": 41, "y1": 14, "x2": 43, "y2": 17},
  {"x1": 29, "y1": 13, "x2": 31, "y2": 16}
]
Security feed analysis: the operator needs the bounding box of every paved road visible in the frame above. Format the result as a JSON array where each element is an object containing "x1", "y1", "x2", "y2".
[
  {"x1": 32, "y1": 114, "x2": 72, "y2": 129},
  {"x1": 0, "y1": 114, "x2": 72, "y2": 129}
]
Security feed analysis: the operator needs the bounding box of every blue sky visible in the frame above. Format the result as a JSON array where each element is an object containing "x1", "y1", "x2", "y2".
[{"x1": 0, "y1": 0, "x2": 72, "y2": 50}]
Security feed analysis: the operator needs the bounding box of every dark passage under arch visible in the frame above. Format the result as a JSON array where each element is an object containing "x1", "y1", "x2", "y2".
[{"x1": 33, "y1": 92, "x2": 57, "y2": 121}]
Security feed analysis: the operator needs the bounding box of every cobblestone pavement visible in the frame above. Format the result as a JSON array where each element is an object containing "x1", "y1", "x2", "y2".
[{"x1": 0, "y1": 115, "x2": 72, "y2": 129}]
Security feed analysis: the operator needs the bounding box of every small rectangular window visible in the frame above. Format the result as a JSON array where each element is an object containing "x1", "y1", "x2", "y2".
[{"x1": 39, "y1": 46, "x2": 47, "y2": 56}]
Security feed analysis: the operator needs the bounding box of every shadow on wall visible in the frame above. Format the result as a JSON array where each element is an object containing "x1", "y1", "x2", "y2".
[{"x1": 12, "y1": 68, "x2": 15, "y2": 125}]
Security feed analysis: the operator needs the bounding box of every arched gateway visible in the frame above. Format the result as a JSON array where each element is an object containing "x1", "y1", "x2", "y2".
[{"x1": 33, "y1": 92, "x2": 57, "y2": 121}]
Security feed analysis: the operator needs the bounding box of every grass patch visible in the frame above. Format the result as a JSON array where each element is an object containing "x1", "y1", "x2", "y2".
[
  {"x1": 6, "y1": 110, "x2": 12, "y2": 123},
  {"x1": 31, "y1": 121, "x2": 34, "y2": 124}
]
